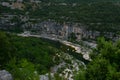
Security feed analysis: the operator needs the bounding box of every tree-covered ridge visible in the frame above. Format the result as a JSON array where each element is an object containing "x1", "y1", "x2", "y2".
[
  {"x1": 1, "y1": 0, "x2": 120, "y2": 3},
  {"x1": 24, "y1": 2, "x2": 120, "y2": 32},
  {"x1": 31, "y1": 0, "x2": 120, "y2": 3},
  {"x1": 28, "y1": 2, "x2": 120, "y2": 23},
  {"x1": 1, "y1": 2, "x2": 120, "y2": 32}
]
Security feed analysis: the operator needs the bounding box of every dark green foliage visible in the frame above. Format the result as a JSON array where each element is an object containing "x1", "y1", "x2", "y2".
[
  {"x1": 75, "y1": 70, "x2": 86, "y2": 80},
  {"x1": 0, "y1": 32, "x2": 15, "y2": 66},
  {"x1": 28, "y1": 2, "x2": 120, "y2": 32},
  {"x1": 68, "y1": 33, "x2": 77, "y2": 42},
  {"x1": 9, "y1": 36, "x2": 59, "y2": 74},
  {"x1": 6, "y1": 58, "x2": 39, "y2": 80},
  {"x1": 1, "y1": 1, "x2": 120, "y2": 32},
  {"x1": 40, "y1": 0, "x2": 120, "y2": 3},
  {"x1": 54, "y1": 73, "x2": 63, "y2": 80},
  {"x1": 75, "y1": 38, "x2": 120, "y2": 80},
  {"x1": 0, "y1": 32, "x2": 62, "y2": 79},
  {"x1": 97, "y1": 38, "x2": 120, "y2": 65},
  {"x1": 86, "y1": 58, "x2": 109, "y2": 80}
]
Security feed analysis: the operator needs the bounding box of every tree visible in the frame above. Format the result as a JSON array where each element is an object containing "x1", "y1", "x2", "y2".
[
  {"x1": 76, "y1": 38, "x2": 120, "y2": 80},
  {"x1": 68, "y1": 33, "x2": 77, "y2": 42},
  {"x1": 6, "y1": 59, "x2": 39, "y2": 80},
  {"x1": 74, "y1": 70, "x2": 86, "y2": 80},
  {"x1": 86, "y1": 58, "x2": 109, "y2": 80},
  {"x1": 0, "y1": 32, "x2": 13, "y2": 66}
]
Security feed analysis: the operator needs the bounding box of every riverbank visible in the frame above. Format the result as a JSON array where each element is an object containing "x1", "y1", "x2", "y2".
[{"x1": 17, "y1": 32, "x2": 92, "y2": 61}]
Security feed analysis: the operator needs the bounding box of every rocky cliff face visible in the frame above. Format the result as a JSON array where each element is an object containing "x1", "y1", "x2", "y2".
[
  {"x1": 21, "y1": 21, "x2": 84, "y2": 41},
  {"x1": 0, "y1": 14, "x2": 120, "y2": 41},
  {"x1": 21, "y1": 21, "x2": 120, "y2": 41}
]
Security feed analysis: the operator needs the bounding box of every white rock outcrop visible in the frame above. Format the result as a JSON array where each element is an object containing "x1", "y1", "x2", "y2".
[{"x1": 0, "y1": 70, "x2": 13, "y2": 80}]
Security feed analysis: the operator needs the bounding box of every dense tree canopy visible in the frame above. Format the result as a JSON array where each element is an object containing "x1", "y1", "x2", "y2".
[
  {"x1": 0, "y1": 32, "x2": 62, "y2": 79},
  {"x1": 1, "y1": 1, "x2": 120, "y2": 32},
  {"x1": 0, "y1": 32, "x2": 15, "y2": 66},
  {"x1": 75, "y1": 38, "x2": 120, "y2": 80}
]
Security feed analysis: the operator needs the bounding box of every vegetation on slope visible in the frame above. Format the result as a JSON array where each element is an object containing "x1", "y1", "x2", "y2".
[
  {"x1": 0, "y1": 31, "x2": 88, "y2": 80},
  {"x1": 1, "y1": 1, "x2": 120, "y2": 32},
  {"x1": 75, "y1": 37, "x2": 120, "y2": 80},
  {"x1": 36, "y1": 0, "x2": 120, "y2": 3},
  {"x1": 0, "y1": 31, "x2": 63, "y2": 79},
  {"x1": 0, "y1": 32, "x2": 120, "y2": 80}
]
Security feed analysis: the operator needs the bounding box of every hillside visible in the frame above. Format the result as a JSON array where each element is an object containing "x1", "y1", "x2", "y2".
[
  {"x1": 1, "y1": 1, "x2": 120, "y2": 42},
  {"x1": 1, "y1": 1, "x2": 120, "y2": 32},
  {"x1": 0, "y1": 32, "x2": 89, "y2": 80},
  {"x1": 39, "y1": 0, "x2": 120, "y2": 3},
  {"x1": 0, "y1": 0, "x2": 120, "y2": 80}
]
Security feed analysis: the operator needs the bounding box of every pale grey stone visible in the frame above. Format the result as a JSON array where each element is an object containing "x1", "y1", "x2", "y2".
[{"x1": 0, "y1": 70, "x2": 13, "y2": 80}]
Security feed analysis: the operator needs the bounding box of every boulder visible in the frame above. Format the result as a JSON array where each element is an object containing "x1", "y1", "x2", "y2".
[{"x1": 0, "y1": 70, "x2": 13, "y2": 80}]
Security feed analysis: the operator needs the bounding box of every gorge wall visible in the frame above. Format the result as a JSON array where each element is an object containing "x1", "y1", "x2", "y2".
[{"x1": 0, "y1": 14, "x2": 120, "y2": 41}]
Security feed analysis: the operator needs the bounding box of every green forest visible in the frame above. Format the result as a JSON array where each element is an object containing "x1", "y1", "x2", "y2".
[
  {"x1": 0, "y1": 31, "x2": 63, "y2": 80},
  {"x1": 1, "y1": 0, "x2": 120, "y2": 79},
  {"x1": 9, "y1": 0, "x2": 120, "y2": 3},
  {"x1": 1, "y1": 1, "x2": 120, "y2": 32},
  {"x1": 75, "y1": 37, "x2": 120, "y2": 80}
]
